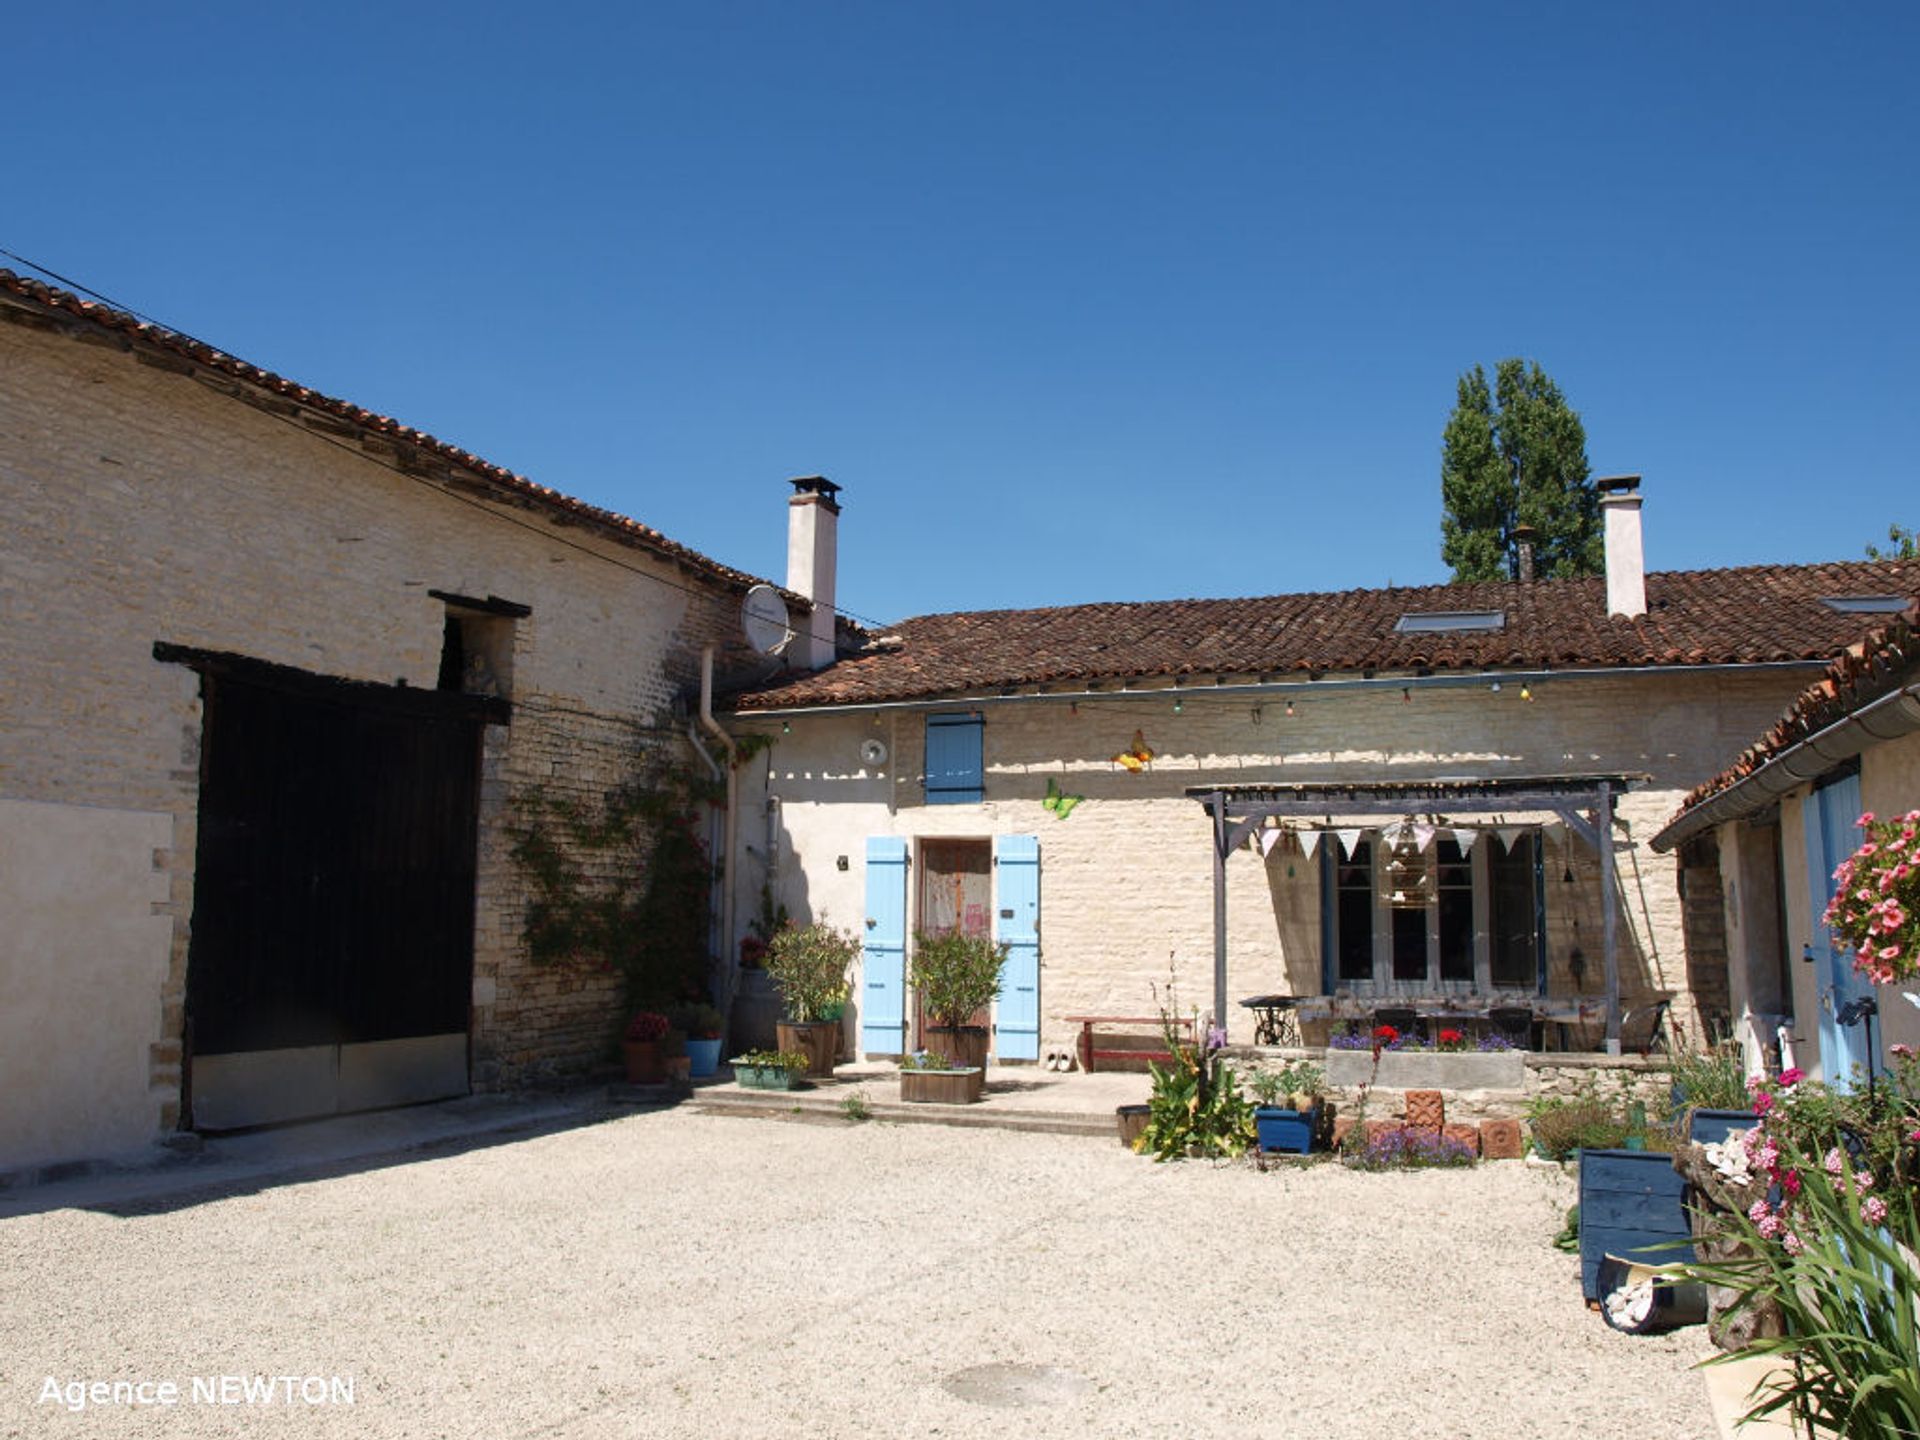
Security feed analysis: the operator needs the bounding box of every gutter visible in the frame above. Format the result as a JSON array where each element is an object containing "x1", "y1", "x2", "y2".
[
  {"x1": 729, "y1": 659, "x2": 1831, "y2": 721},
  {"x1": 698, "y1": 646, "x2": 740, "y2": 1019},
  {"x1": 1651, "y1": 681, "x2": 1920, "y2": 852}
]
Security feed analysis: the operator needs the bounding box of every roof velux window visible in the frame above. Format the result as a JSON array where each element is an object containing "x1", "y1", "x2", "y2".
[
  {"x1": 1393, "y1": 610, "x2": 1506, "y2": 634},
  {"x1": 1820, "y1": 595, "x2": 1911, "y2": 614}
]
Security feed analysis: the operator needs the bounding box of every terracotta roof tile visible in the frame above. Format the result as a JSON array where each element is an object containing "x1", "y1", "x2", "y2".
[
  {"x1": 1667, "y1": 606, "x2": 1920, "y2": 825},
  {"x1": 735, "y1": 564, "x2": 1920, "y2": 710},
  {"x1": 0, "y1": 268, "x2": 778, "y2": 597}
]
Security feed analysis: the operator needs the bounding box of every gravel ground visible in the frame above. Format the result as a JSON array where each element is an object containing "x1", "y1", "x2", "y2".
[{"x1": 0, "y1": 1111, "x2": 1716, "y2": 1439}]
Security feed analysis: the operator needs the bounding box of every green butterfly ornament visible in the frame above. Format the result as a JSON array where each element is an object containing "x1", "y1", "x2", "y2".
[{"x1": 1043, "y1": 776, "x2": 1084, "y2": 820}]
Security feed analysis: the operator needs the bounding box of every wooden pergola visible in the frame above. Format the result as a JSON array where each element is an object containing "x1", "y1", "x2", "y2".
[{"x1": 1187, "y1": 774, "x2": 1641, "y2": 1050}]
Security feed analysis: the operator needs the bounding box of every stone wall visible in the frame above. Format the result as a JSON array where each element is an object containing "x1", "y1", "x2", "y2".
[
  {"x1": 0, "y1": 314, "x2": 746, "y2": 1163},
  {"x1": 1233, "y1": 1048, "x2": 1677, "y2": 1123}
]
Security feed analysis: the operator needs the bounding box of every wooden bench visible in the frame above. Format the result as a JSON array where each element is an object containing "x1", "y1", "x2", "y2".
[{"x1": 1061, "y1": 1014, "x2": 1193, "y2": 1073}]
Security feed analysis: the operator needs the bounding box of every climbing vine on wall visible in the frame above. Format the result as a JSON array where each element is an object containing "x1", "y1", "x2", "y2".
[{"x1": 509, "y1": 748, "x2": 721, "y2": 1010}]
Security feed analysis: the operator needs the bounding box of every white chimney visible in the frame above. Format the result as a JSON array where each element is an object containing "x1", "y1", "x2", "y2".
[
  {"x1": 785, "y1": 476, "x2": 841, "y2": 670},
  {"x1": 1598, "y1": 474, "x2": 1645, "y2": 619}
]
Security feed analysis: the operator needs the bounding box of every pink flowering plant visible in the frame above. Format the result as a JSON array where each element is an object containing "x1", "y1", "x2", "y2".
[
  {"x1": 1681, "y1": 1056, "x2": 1920, "y2": 1435},
  {"x1": 1824, "y1": 808, "x2": 1920, "y2": 985}
]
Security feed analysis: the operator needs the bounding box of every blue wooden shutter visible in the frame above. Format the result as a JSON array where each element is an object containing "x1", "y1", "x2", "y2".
[
  {"x1": 1807, "y1": 773, "x2": 1870, "y2": 1086},
  {"x1": 1319, "y1": 843, "x2": 1335, "y2": 995},
  {"x1": 861, "y1": 837, "x2": 909, "y2": 1055},
  {"x1": 994, "y1": 834, "x2": 1041, "y2": 1060},
  {"x1": 925, "y1": 713, "x2": 984, "y2": 804}
]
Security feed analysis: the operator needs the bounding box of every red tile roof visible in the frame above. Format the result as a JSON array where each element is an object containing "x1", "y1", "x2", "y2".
[
  {"x1": 733, "y1": 563, "x2": 1920, "y2": 710},
  {"x1": 0, "y1": 268, "x2": 780, "y2": 597},
  {"x1": 1664, "y1": 605, "x2": 1920, "y2": 832}
]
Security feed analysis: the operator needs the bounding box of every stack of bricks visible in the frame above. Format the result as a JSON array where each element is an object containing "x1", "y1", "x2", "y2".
[{"x1": 1322, "y1": 1096, "x2": 1530, "y2": 1158}]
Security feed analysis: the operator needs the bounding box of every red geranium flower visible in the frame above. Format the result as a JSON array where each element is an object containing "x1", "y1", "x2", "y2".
[
  {"x1": 1373, "y1": 1024, "x2": 1399, "y2": 1043},
  {"x1": 1439, "y1": 1029, "x2": 1465, "y2": 1046}
]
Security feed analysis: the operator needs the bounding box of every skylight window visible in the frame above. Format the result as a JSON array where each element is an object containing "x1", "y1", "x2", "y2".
[
  {"x1": 1394, "y1": 610, "x2": 1507, "y2": 634},
  {"x1": 1820, "y1": 595, "x2": 1911, "y2": 614}
]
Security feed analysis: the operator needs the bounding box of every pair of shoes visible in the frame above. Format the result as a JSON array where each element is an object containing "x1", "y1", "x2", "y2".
[{"x1": 1042, "y1": 1049, "x2": 1077, "y2": 1072}]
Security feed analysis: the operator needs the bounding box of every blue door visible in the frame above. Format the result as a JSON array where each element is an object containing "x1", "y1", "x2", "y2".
[
  {"x1": 1806, "y1": 773, "x2": 1872, "y2": 1086},
  {"x1": 862, "y1": 837, "x2": 909, "y2": 1055},
  {"x1": 994, "y1": 835, "x2": 1041, "y2": 1060}
]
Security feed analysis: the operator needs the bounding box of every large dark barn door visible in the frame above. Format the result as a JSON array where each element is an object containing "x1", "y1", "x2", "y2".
[{"x1": 179, "y1": 651, "x2": 491, "y2": 1130}]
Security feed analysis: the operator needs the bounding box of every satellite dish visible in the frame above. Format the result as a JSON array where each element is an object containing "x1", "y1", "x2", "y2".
[
  {"x1": 741, "y1": 584, "x2": 792, "y2": 655},
  {"x1": 859, "y1": 738, "x2": 888, "y2": 767}
]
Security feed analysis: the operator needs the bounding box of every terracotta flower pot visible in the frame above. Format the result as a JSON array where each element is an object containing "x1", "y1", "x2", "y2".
[{"x1": 623, "y1": 1040, "x2": 665, "y2": 1084}]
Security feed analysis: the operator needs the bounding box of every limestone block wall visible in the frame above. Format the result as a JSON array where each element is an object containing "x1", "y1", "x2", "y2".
[
  {"x1": 0, "y1": 317, "x2": 743, "y2": 1160},
  {"x1": 737, "y1": 665, "x2": 1812, "y2": 1060}
]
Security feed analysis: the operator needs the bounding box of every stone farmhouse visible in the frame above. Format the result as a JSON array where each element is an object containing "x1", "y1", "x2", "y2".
[
  {"x1": 6, "y1": 263, "x2": 1916, "y2": 1174},
  {"x1": 0, "y1": 270, "x2": 803, "y2": 1169},
  {"x1": 728, "y1": 489, "x2": 1920, "y2": 1071}
]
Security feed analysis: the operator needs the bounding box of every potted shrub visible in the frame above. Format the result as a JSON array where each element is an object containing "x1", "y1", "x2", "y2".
[
  {"x1": 730, "y1": 1049, "x2": 810, "y2": 1091},
  {"x1": 764, "y1": 921, "x2": 859, "y2": 1077},
  {"x1": 898, "y1": 1048, "x2": 984, "y2": 1105},
  {"x1": 1247, "y1": 1059, "x2": 1325, "y2": 1154},
  {"x1": 623, "y1": 1010, "x2": 671, "y2": 1083},
  {"x1": 909, "y1": 930, "x2": 1009, "y2": 1075},
  {"x1": 671, "y1": 1002, "x2": 727, "y2": 1079}
]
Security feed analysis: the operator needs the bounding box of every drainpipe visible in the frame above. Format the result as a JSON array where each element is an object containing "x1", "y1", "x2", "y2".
[{"x1": 699, "y1": 645, "x2": 740, "y2": 1017}]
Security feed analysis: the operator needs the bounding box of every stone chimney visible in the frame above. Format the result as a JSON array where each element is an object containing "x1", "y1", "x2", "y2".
[
  {"x1": 1513, "y1": 524, "x2": 1538, "y2": 584},
  {"x1": 785, "y1": 476, "x2": 841, "y2": 670},
  {"x1": 1598, "y1": 475, "x2": 1646, "y2": 619}
]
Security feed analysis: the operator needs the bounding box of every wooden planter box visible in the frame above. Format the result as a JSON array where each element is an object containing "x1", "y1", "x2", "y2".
[
  {"x1": 733, "y1": 1061, "x2": 802, "y2": 1091},
  {"x1": 776, "y1": 1020, "x2": 839, "y2": 1078},
  {"x1": 1577, "y1": 1148, "x2": 1692, "y2": 1301},
  {"x1": 900, "y1": 1067, "x2": 983, "y2": 1104},
  {"x1": 1116, "y1": 1104, "x2": 1151, "y2": 1149},
  {"x1": 922, "y1": 1025, "x2": 990, "y2": 1072}
]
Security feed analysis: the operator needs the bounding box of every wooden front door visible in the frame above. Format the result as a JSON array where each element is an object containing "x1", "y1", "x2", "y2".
[{"x1": 915, "y1": 839, "x2": 992, "y2": 1048}]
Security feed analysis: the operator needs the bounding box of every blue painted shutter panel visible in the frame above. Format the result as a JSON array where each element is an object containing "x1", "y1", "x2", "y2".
[
  {"x1": 994, "y1": 835, "x2": 1041, "y2": 1060},
  {"x1": 925, "y1": 713, "x2": 984, "y2": 804},
  {"x1": 862, "y1": 837, "x2": 909, "y2": 1055},
  {"x1": 1808, "y1": 774, "x2": 1869, "y2": 1086}
]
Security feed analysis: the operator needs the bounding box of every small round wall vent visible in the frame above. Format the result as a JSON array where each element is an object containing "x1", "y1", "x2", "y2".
[{"x1": 859, "y1": 738, "x2": 888, "y2": 766}]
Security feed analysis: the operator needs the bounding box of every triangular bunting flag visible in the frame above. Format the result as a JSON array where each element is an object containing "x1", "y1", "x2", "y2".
[
  {"x1": 1412, "y1": 823, "x2": 1436, "y2": 851},
  {"x1": 1257, "y1": 828, "x2": 1284, "y2": 858},
  {"x1": 1497, "y1": 826, "x2": 1528, "y2": 853},
  {"x1": 1336, "y1": 827, "x2": 1363, "y2": 858},
  {"x1": 1298, "y1": 828, "x2": 1322, "y2": 859},
  {"x1": 1455, "y1": 828, "x2": 1481, "y2": 854}
]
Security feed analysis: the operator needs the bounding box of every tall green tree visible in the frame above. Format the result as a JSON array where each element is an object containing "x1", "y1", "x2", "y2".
[
  {"x1": 1865, "y1": 524, "x2": 1917, "y2": 560},
  {"x1": 1440, "y1": 359, "x2": 1601, "y2": 582}
]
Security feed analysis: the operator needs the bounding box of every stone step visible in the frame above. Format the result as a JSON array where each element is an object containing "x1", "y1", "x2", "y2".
[{"x1": 688, "y1": 1087, "x2": 1116, "y2": 1138}]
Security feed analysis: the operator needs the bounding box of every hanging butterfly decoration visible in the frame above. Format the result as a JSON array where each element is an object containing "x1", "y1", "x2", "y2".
[
  {"x1": 1042, "y1": 776, "x2": 1084, "y2": 820},
  {"x1": 1112, "y1": 730, "x2": 1155, "y2": 773}
]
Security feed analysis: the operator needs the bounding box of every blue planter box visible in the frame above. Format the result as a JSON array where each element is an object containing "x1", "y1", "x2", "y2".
[
  {"x1": 1254, "y1": 1105, "x2": 1316, "y2": 1154},
  {"x1": 1687, "y1": 1108, "x2": 1758, "y2": 1148},
  {"x1": 1577, "y1": 1148, "x2": 1692, "y2": 1301}
]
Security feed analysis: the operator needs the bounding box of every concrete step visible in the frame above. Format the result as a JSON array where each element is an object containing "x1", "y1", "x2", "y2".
[{"x1": 688, "y1": 1086, "x2": 1117, "y2": 1138}]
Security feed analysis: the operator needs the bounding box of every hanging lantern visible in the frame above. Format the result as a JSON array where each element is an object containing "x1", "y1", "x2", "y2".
[{"x1": 1384, "y1": 825, "x2": 1430, "y2": 908}]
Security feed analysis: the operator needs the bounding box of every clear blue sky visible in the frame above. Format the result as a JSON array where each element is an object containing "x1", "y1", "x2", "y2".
[{"x1": 10, "y1": 3, "x2": 1916, "y2": 627}]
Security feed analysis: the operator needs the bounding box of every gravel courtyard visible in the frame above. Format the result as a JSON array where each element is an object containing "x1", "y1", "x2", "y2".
[{"x1": 1, "y1": 1109, "x2": 1716, "y2": 1439}]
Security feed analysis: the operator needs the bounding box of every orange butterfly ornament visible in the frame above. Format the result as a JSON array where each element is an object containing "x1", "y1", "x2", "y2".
[{"x1": 1112, "y1": 730, "x2": 1155, "y2": 772}]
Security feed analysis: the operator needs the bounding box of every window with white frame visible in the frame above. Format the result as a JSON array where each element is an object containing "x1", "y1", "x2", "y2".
[{"x1": 1323, "y1": 829, "x2": 1543, "y2": 992}]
